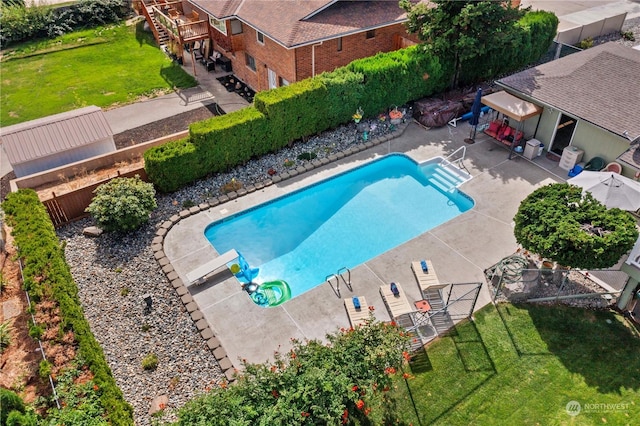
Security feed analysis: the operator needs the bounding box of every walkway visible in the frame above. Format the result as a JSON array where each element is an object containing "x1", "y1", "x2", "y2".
[{"x1": 160, "y1": 121, "x2": 570, "y2": 366}]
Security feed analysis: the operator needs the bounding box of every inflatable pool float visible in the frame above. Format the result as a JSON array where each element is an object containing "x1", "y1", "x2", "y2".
[{"x1": 250, "y1": 280, "x2": 291, "y2": 307}]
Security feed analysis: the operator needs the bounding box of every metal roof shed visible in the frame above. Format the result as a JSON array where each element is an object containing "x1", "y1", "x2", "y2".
[{"x1": 0, "y1": 106, "x2": 116, "y2": 178}]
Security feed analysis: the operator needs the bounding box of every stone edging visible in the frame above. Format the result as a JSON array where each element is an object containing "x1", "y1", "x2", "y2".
[{"x1": 150, "y1": 121, "x2": 410, "y2": 380}]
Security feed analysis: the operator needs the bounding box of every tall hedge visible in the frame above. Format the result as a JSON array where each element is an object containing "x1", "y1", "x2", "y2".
[
  {"x1": 457, "y1": 10, "x2": 558, "y2": 85},
  {"x1": 253, "y1": 78, "x2": 331, "y2": 145},
  {"x1": 144, "y1": 47, "x2": 448, "y2": 191},
  {"x1": 346, "y1": 45, "x2": 449, "y2": 117},
  {"x1": 146, "y1": 107, "x2": 270, "y2": 192},
  {"x1": 143, "y1": 10, "x2": 557, "y2": 192},
  {"x1": 1, "y1": 190, "x2": 134, "y2": 426}
]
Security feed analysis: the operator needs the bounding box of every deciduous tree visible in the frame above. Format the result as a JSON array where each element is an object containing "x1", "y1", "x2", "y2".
[{"x1": 400, "y1": 0, "x2": 525, "y2": 88}]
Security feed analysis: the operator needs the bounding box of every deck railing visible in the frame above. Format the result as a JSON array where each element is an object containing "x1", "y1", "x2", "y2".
[{"x1": 151, "y1": 6, "x2": 209, "y2": 42}]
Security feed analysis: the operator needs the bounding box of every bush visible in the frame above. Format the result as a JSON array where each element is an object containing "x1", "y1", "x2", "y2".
[
  {"x1": 0, "y1": 320, "x2": 12, "y2": 352},
  {"x1": 28, "y1": 323, "x2": 43, "y2": 340},
  {"x1": 2, "y1": 190, "x2": 133, "y2": 425},
  {"x1": 577, "y1": 37, "x2": 594, "y2": 49},
  {"x1": 0, "y1": 388, "x2": 25, "y2": 425},
  {"x1": 0, "y1": 0, "x2": 130, "y2": 46},
  {"x1": 142, "y1": 353, "x2": 158, "y2": 371},
  {"x1": 176, "y1": 318, "x2": 410, "y2": 424},
  {"x1": 145, "y1": 47, "x2": 448, "y2": 192},
  {"x1": 86, "y1": 175, "x2": 157, "y2": 232},
  {"x1": 514, "y1": 183, "x2": 638, "y2": 269},
  {"x1": 6, "y1": 410, "x2": 38, "y2": 426},
  {"x1": 39, "y1": 360, "x2": 53, "y2": 379}
]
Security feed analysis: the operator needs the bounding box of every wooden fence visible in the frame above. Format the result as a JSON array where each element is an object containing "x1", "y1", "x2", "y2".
[{"x1": 42, "y1": 168, "x2": 148, "y2": 228}]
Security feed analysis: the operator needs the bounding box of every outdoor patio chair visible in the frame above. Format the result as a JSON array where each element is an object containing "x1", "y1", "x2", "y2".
[
  {"x1": 344, "y1": 296, "x2": 369, "y2": 327},
  {"x1": 380, "y1": 283, "x2": 413, "y2": 319},
  {"x1": 584, "y1": 156, "x2": 605, "y2": 171},
  {"x1": 411, "y1": 260, "x2": 441, "y2": 292}
]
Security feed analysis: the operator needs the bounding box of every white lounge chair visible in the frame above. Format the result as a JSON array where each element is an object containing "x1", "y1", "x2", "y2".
[
  {"x1": 411, "y1": 260, "x2": 444, "y2": 292},
  {"x1": 186, "y1": 249, "x2": 239, "y2": 286},
  {"x1": 379, "y1": 283, "x2": 413, "y2": 319},
  {"x1": 344, "y1": 296, "x2": 369, "y2": 327}
]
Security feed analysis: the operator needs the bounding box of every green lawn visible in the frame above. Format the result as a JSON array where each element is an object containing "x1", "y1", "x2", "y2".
[
  {"x1": 388, "y1": 303, "x2": 640, "y2": 425},
  {"x1": 0, "y1": 21, "x2": 196, "y2": 126}
]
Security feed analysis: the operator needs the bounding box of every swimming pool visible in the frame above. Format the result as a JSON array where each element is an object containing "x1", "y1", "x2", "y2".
[{"x1": 204, "y1": 154, "x2": 474, "y2": 303}]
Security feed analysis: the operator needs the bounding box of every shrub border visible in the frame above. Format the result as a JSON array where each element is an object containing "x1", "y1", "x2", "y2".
[{"x1": 1, "y1": 191, "x2": 134, "y2": 425}]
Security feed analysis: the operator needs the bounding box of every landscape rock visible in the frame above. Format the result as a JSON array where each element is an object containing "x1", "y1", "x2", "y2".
[{"x1": 82, "y1": 226, "x2": 103, "y2": 237}]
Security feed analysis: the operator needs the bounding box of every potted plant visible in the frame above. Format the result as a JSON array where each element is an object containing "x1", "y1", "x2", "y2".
[
  {"x1": 389, "y1": 107, "x2": 404, "y2": 125},
  {"x1": 352, "y1": 107, "x2": 363, "y2": 124}
]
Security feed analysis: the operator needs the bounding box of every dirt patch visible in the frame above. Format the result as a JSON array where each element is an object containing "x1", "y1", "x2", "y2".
[
  {"x1": 113, "y1": 103, "x2": 219, "y2": 149},
  {"x1": 33, "y1": 160, "x2": 145, "y2": 201},
  {"x1": 0, "y1": 231, "x2": 48, "y2": 404}
]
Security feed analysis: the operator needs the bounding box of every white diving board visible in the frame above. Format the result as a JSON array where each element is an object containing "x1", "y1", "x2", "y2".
[{"x1": 186, "y1": 249, "x2": 239, "y2": 286}]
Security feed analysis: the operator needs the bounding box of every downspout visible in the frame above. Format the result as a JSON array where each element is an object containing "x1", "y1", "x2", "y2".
[{"x1": 311, "y1": 41, "x2": 323, "y2": 77}]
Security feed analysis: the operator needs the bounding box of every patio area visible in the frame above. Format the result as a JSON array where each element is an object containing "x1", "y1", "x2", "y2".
[{"x1": 159, "y1": 119, "x2": 579, "y2": 366}]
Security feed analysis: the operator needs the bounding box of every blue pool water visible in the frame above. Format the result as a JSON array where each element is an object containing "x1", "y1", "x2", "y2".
[{"x1": 204, "y1": 154, "x2": 474, "y2": 299}]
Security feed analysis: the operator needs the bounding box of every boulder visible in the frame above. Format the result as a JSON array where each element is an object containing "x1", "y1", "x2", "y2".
[{"x1": 82, "y1": 226, "x2": 103, "y2": 237}]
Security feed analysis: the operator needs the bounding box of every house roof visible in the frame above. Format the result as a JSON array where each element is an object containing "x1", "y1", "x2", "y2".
[
  {"x1": 0, "y1": 106, "x2": 113, "y2": 166},
  {"x1": 498, "y1": 42, "x2": 640, "y2": 141},
  {"x1": 190, "y1": 0, "x2": 411, "y2": 48}
]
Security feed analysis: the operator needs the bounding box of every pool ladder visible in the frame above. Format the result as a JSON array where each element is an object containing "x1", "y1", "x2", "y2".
[{"x1": 326, "y1": 267, "x2": 352, "y2": 298}]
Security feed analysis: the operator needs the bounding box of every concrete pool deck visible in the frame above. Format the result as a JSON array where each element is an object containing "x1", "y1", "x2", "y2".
[{"x1": 161, "y1": 121, "x2": 569, "y2": 366}]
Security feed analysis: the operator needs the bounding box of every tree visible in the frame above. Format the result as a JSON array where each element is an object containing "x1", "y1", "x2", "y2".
[
  {"x1": 176, "y1": 318, "x2": 411, "y2": 425},
  {"x1": 514, "y1": 183, "x2": 638, "y2": 270},
  {"x1": 86, "y1": 175, "x2": 157, "y2": 232},
  {"x1": 400, "y1": 0, "x2": 525, "y2": 88}
]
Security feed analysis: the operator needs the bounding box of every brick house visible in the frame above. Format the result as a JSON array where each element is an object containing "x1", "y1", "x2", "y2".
[{"x1": 139, "y1": 0, "x2": 419, "y2": 91}]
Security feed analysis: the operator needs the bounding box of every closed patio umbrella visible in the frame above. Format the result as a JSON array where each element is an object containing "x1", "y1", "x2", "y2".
[
  {"x1": 465, "y1": 88, "x2": 483, "y2": 144},
  {"x1": 568, "y1": 171, "x2": 640, "y2": 211}
]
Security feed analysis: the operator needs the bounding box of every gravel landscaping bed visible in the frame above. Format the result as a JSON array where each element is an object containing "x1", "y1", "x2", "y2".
[{"x1": 58, "y1": 115, "x2": 403, "y2": 425}]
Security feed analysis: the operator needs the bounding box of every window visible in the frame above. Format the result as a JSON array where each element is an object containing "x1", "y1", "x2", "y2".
[
  {"x1": 278, "y1": 76, "x2": 290, "y2": 86},
  {"x1": 231, "y1": 19, "x2": 243, "y2": 35},
  {"x1": 366, "y1": 29, "x2": 375, "y2": 39},
  {"x1": 257, "y1": 31, "x2": 265, "y2": 44},
  {"x1": 337, "y1": 37, "x2": 342, "y2": 52},
  {"x1": 209, "y1": 16, "x2": 227, "y2": 35},
  {"x1": 245, "y1": 53, "x2": 256, "y2": 71}
]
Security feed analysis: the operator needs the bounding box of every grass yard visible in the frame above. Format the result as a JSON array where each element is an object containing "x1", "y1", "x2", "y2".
[
  {"x1": 389, "y1": 303, "x2": 640, "y2": 425},
  {"x1": 0, "y1": 20, "x2": 196, "y2": 126}
]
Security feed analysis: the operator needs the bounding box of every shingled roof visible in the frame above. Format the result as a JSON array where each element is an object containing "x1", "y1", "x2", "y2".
[
  {"x1": 190, "y1": 0, "x2": 411, "y2": 48},
  {"x1": 498, "y1": 42, "x2": 640, "y2": 141}
]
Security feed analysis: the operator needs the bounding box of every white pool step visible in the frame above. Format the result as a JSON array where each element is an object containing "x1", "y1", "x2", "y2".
[{"x1": 428, "y1": 165, "x2": 467, "y2": 192}]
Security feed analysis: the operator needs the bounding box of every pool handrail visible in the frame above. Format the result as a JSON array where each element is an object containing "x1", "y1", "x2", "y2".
[{"x1": 440, "y1": 146, "x2": 466, "y2": 169}]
